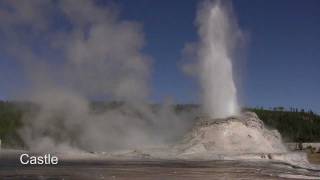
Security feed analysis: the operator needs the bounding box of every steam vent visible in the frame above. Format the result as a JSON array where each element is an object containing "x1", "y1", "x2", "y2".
[{"x1": 178, "y1": 112, "x2": 287, "y2": 155}]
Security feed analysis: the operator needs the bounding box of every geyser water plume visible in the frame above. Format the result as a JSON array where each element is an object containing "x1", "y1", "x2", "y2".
[{"x1": 197, "y1": 0, "x2": 241, "y2": 118}]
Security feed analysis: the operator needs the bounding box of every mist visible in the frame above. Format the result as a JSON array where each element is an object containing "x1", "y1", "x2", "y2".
[
  {"x1": 183, "y1": 0, "x2": 243, "y2": 118},
  {"x1": 0, "y1": 0, "x2": 194, "y2": 152}
]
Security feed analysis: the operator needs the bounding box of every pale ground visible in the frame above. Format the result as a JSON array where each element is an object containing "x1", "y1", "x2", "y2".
[{"x1": 0, "y1": 151, "x2": 320, "y2": 180}]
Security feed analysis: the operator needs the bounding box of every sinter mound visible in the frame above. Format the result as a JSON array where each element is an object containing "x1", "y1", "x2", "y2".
[{"x1": 177, "y1": 112, "x2": 287, "y2": 155}]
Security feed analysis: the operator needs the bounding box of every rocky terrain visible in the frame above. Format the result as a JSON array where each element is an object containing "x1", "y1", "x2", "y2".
[{"x1": 177, "y1": 112, "x2": 287, "y2": 155}]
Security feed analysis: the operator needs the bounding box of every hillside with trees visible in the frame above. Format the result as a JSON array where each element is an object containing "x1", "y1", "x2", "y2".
[
  {"x1": 250, "y1": 107, "x2": 320, "y2": 142},
  {"x1": 0, "y1": 101, "x2": 24, "y2": 148}
]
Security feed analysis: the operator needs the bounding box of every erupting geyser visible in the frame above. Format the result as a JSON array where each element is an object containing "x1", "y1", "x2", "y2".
[
  {"x1": 197, "y1": 0, "x2": 240, "y2": 118},
  {"x1": 178, "y1": 0, "x2": 289, "y2": 156}
]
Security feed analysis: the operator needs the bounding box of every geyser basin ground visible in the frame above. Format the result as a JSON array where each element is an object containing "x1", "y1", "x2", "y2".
[
  {"x1": 0, "y1": 112, "x2": 319, "y2": 179},
  {"x1": 0, "y1": 151, "x2": 320, "y2": 180},
  {"x1": 94, "y1": 112, "x2": 319, "y2": 172}
]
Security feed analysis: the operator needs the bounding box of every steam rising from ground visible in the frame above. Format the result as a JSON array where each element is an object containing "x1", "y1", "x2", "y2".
[
  {"x1": 0, "y1": 0, "x2": 192, "y2": 152},
  {"x1": 0, "y1": 0, "x2": 291, "y2": 161},
  {"x1": 185, "y1": 0, "x2": 242, "y2": 118}
]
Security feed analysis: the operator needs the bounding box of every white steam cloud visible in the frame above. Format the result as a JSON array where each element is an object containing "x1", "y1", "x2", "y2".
[
  {"x1": 0, "y1": 0, "x2": 193, "y2": 152},
  {"x1": 184, "y1": 0, "x2": 243, "y2": 118}
]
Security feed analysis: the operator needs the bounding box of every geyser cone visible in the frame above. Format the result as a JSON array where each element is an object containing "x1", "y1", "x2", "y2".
[
  {"x1": 178, "y1": 112, "x2": 287, "y2": 155},
  {"x1": 197, "y1": 0, "x2": 240, "y2": 118}
]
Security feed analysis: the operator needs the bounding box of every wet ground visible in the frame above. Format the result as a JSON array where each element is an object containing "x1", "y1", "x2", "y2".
[{"x1": 0, "y1": 152, "x2": 320, "y2": 179}]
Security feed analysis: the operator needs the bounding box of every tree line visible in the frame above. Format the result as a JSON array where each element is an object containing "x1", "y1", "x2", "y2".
[
  {"x1": 249, "y1": 107, "x2": 320, "y2": 142},
  {"x1": 0, "y1": 100, "x2": 320, "y2": 148}
]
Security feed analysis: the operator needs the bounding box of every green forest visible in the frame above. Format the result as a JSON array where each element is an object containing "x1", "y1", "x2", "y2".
[
  {"x1": 250, "y1": 107, "x2": 320, "y2": 142},
  {"x1": 0, "y1": 100, "x2": 320, "y2": 149},
  {"x1": 0, "y1": 101, "x2": 24, "y2": 148}
]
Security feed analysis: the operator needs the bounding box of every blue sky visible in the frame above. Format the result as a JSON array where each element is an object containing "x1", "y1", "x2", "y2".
[
  {"x1": 0, "y1": 0, "x2": 319, "y2": 112},
  {"x1": 117, "y1": 0, "x2": 320, "y2": 112}
]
